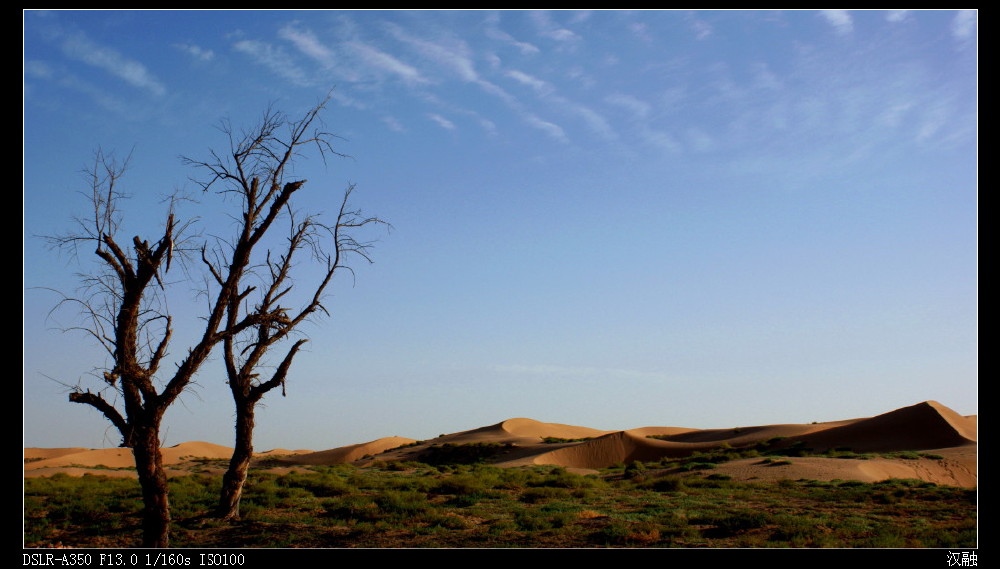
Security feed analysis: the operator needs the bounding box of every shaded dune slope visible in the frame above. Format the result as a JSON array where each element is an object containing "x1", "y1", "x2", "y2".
[
  {"x1": 283, "y1": 436, "x2": 416, "y2": 465},
  {"x1": 797, "y1": 401, "x2": 976, "y2": 452}
]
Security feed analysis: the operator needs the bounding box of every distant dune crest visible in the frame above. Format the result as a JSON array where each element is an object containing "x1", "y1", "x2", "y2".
[
  {"x1": 499, "y1": 418, "x2": 612, "y2": 439},
  {"x1": 25, "y1": 401, "x2": 976, "y2": 487}
]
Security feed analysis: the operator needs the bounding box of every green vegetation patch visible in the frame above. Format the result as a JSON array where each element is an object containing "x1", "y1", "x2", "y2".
[
  {"x1": 23, "y1": 463, "x2": 977, "y2": 548},
  {"x1": 541, "y1": 437, "x2": 594, "y2": 444},
  {"x1": 417, "y1": 442, "x2": 516, "y2": 466}
]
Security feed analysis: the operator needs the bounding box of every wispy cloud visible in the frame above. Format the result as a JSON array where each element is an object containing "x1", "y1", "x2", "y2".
[
  {"x1": 605, "y1": 93, "x2": 651, "y2": 120},
  {"x1": 345, "y1": 40, "x2": 427, "y2": 85},
  {"x1": 530, "y1": 11, "x2": 582, "y2": 47},
  {"x1": 60, "y1": 31, "x2": 166, "y2": 96},
  {"x1": 426, "y1": 113, "x2": 456, "y2": 130},
  {"x1": 174, "y1": 42, "x2": 214, "y2": 62},
  {"x1": 381, "y1": 115, "x2": 405, "y2": 132},
  {"x1": 639, "y1": 127, "x2": 682, "y2": 154},
  {"x1": 562, "y1": 100, "x2": 615, "y2": 140},
  {"x1": 820, "y1": 10, "x2": 853, "y2": 36},
  {"x1": 279, "y1": 24, "x2": 335, "y2": 67},
  {"x1": 484, "y1": 23, "x2": 540, "y2": 55},
  {"x1": 24, "y1": 60, "x2": 131, "y2": 115},
  {"x1": 524, "y1": 114, "x2": 568, "y2": 143},
  {"x1": 504, "y1": 69, "x2": 552, "y2": 96},
  {"x1": 504, "y1": 67, "x2": 614, "y2": 141},
  {"x1": 233, "y1": 39, "x2": 312, "y2": 87},
  {"x1": 385, "y1": 24, "x2": 478, "y2": 83},
  {"x1": 477, "y1": 117, "x2": 498, "y2": 136},
  {"x1": 466, "y1": 76, "x2": 562, "y2": 139}
]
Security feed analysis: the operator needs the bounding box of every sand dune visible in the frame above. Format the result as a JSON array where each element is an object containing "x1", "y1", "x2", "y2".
[
  {"x1": 160, "y1": 441, "x2": 235, "y2": 463},
  {"x1": 798, "y1": 401, "x2": 976, "y2": 452},
  {"x1": 509, "y1": 401, "x2": 976, "y2": 476},
  {"x1": 710, "y1": 447, "x2": 978, "y2": 487},
  {"x1": 499, "y1": 418, "x2": 613, "y2": 440},
  {"x1": 25, "y1": 447, "x2": 136, "y2": 471},
  {"x1": 285, "y1": 436, "x2": 417, "y2": 466},
  {"x1": 24, "y1": 447, "x2": 89, "y2": 461},
  {"x1": 519, "y1": 430, "x2": 683, "y2": 468},
  {"x1": 256, "y1": 448, "x2": 314, "y2": 457},
  {"x1": 24, "y1": 400, "x2": 977, "y2": 487}
]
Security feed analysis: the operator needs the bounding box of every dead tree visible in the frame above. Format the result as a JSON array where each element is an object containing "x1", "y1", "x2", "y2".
[
  {"x1": 46, "y1": 98, "x2": 381, "y2": 546},
  {"x1": 48, "y1": 149, "x2": 231, "y2": 548},
  {"x1": 183, "y1": 100, "x2": 386, "y2": 521}
]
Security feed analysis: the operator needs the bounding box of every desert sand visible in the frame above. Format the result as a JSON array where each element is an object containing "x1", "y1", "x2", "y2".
[{"x1": 24, "y1": 400, "x2": 977, "y2": 487}]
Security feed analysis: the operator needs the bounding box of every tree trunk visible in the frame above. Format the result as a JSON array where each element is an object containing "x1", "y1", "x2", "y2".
[
  {"x1": 131, "y1": 425, "x2": 171, "y2": 548},
  {"x1": 216, "y1": 398, "x2": 255, "y2": 520}
]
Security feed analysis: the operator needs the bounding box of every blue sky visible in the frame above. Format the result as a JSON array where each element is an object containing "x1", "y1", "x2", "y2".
[{"x1": 24, "y1": 10, "x2": 977, "y2": 451}]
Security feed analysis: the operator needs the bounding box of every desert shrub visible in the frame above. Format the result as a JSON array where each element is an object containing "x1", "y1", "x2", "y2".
[
  {"x1": 244, "y1": 479, "x2": 314, "y2": 510},
  {"x1": 322, "y1": 495, "x2": 380, "y2": 522},
  {"x1": 168, "y1": 475, "x2": 220, "y2": 517},
  {"x1": 769, "y1": 514, "x2": 824, "y2": 545},
  {"x1": 425, "y1": 512, "x2": 470, "y2": 530},
  {"x1": 623, "y1": 461, "x2": 646, "y2": 480},
  {"x1": 469, "y1": 465, "x2": 506, "y2": 486},
  {"x1": 277, "y1": 471, "x2": 353, "y2": 497},
  {"x1": 532, "y1": 469, "x2": 602, "y2": 489},
  {"x1": 683, "y1": 476, "x2": 735, "y2": 489},
  {"x1": 541, "y1": 436, "x2": 593, "y2": 444},
  {"x1": 375, "y1": 490, "x2": 432, "y2": 517},
  {"x1": 445, "y1": 490, "x2": 498, "y2": 507},
  {"x1": 678, "y1": 462, "x2": 717, "y2": 472},
  {"x1": 702, "y1": 510, "x2": 771, "y2": 536},
  {"x1": 860, "y1": 527, "x2": 907, "y2": 548},
  {"x1": 826, "y1": 448, "x2": 873, "y2": 460},
  {"x1": 774, "y1": 441, "x2": 813, "y2": 457},
  {"x1": 495, "y1": 467, "x2": 540, "y2": 489},
  {"x1": 388, "y1": 440, "x2": 425, "y2": 451},
  {"x1": 594, "y1": 519, "x2": 662, "y2": 546},
  {"x1": 382, "y1": 474, "x2": 438, "y2": 493},
  {"x1": 638, "y1": 474, "x2": 686, "y2": 492},
  {"x1": 890, "y1": 451, "x2": 923, "y2": 460},
  {"x1": 912, "y1": 518, "x2": 978, "y2": 548},
  {"x1": 417, "y1": 442, "x2": 515, "y2": 466},
  {"x1": 378, "y1": 460, "x2": 429, "y2": 471},
  {"x1": 513, "y1": 508, "x2": 557, "y2": 531},
  {"x1": 345, "y1": 470, "x2": 387, "y2": 490},
  {"x1": 520, "y1": 486, "x2": 571, "y2": 503},
  {"x1": 432, "y1": 473, "x2": 490, "y2": 496},
  {"x1": 24, "y1": 475, "x2": 143, "y2": 538}
]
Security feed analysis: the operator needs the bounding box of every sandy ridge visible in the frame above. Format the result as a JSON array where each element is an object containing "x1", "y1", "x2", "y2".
[{"x1": 25, "y1": 400, "x2": 977, "y2": 487}]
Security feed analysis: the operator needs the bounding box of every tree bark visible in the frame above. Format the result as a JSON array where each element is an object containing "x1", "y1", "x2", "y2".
[
  {"x1": 216, "y1": 397, "x2": 255, "y2": 520},
  {"x1": 131, "y1": 424, "x2": 171, "y2": 548}
]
